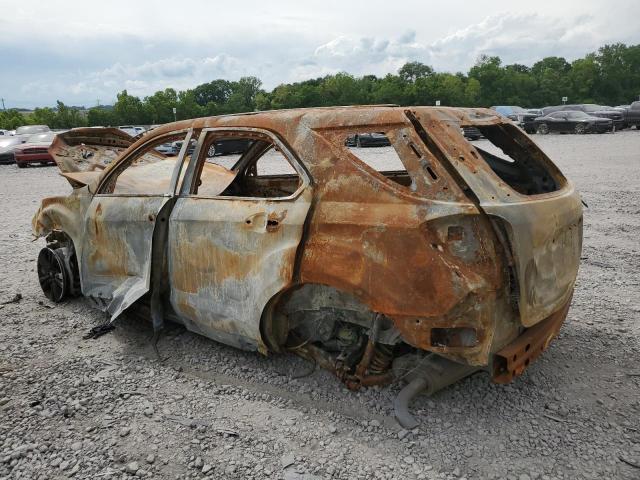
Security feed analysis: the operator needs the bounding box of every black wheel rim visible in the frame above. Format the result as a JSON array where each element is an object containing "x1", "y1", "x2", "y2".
[
  {"x1": 208, "y1": 145, "x2": 216, "y2": 157},
  {"x1": 37, "y1": 248, "x2": 67, "y2": 303}
]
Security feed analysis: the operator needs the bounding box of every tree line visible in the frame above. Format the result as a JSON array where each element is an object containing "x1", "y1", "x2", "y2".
[{"x1": 1, "y1": 42, "x2": 639, "y2": 130}]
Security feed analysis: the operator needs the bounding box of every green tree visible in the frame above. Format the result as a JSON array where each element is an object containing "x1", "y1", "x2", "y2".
[
  {"x1": 113, "y1": 90, "x2": 149, "y2": 125},
  {"x1": 398, "y1": 61, "x2": 434, "y2": 83},
  {"x1": 145, "y1": 88, "x2": 178, "y2": 124},
  {"x1": 29, "y1": 107, "x2": 57, "y2": 127},
  {"x1": 87, "y1": 107, "x2": 116, "y2": 127},
  {"x1": 468, "y1": 55, "x2": 506, "y2": 105},
  {"x1": 54, "y1": 101, "x2": 86, "y2": 129},
  {"x1": 0, "y1": 109, "x2": 27, "y2": 130},
  {"x1": 193, "y1": 79, "x2": 233, "y2": 107}
]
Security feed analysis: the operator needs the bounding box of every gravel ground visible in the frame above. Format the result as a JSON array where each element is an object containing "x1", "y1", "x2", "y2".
[{"x1": 1, "y1": 130, "x2": 639, "y2": 480}]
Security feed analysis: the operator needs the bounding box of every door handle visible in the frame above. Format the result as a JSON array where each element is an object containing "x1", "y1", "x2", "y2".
[{"x1": 244, "y1": 211, "x2": 285, "y2": 232}]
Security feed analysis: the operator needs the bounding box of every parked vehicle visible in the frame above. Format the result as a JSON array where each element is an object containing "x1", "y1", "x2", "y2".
[
  {"x1": 534, "y1": 111, "x2": 613, "y2": 134},
  {"x1": 0, "y1": 136, "x2": 23, "y2": 164},
  {"x1": 155, "y1": 142, "x2": 176, "y2": 156},
  {"x1": 461, "y1": 126, "x2": 482, "y2": 140},
  {"x1": 541, "y1": 104, "x2": 624, "y2": 129},
  {"x1": 519, "y1": 109, "x2": 543, "y2": 134},
  {"x1": 345, "y1": 132, "x2": 391, "y2": 147},
  {"x1": 621, "y1": 101, "x2": 640, "y2": 129},
  {"x1": 491, "y1": 106, "x2": 527, "y2": 119},
  {"x1": 15, "y1": 125, "x2": 50, "y2": 137},
  {"x1": 491, "y1": 106, "x2": 539, "y2": 133},
  {"x1": 208, "y1": 138, "x2": 253, "y2": 156},
  {"x1": 15, "y1": 132, "x2": 57, "y2": 167},
  {"x1": 118, "y1": 125, "x2": 146, "y2": 137},
  {"x1": 0, "y1": 129, "x2": 10, "y2": 136},
  {"x1": 33, "y1": 107, "x2": 582, "y2": 427}
]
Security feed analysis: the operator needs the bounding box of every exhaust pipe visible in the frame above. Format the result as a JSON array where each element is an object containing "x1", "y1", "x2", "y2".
[{"x1": 393, "y1": 354, "x2": 480, "y2": 429}]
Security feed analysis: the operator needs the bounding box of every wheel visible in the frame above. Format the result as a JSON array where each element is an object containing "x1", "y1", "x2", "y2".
[
  {"x1": 207, "y1": 144, "x2": 216, "y2": 157},
  {"x1": 574, "y1": 123, "x2": 586, "y2": 134},
  {"x1": 536, "y1": 123, "x2": 549, "y2": 135},
  {"x1": 17, "y1": 162, "x2": 26, "y2": 168},
  {"x1": 37, "y1": 247, "x2": 69, "y2": 303}
]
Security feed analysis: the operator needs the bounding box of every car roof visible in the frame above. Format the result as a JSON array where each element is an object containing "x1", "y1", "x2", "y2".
[{"x1": 111, "y1": 106, "x2": 504, "y2": 170}]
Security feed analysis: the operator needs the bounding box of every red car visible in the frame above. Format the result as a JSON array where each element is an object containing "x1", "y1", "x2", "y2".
[{"x1": 15, "y1": 132, "x2": 57, "y2": 168}]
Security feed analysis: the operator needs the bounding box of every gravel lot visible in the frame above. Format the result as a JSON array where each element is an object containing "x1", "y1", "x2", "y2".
[{"x1": 1, "y1": 131, "x2": 639, "y2": 480}]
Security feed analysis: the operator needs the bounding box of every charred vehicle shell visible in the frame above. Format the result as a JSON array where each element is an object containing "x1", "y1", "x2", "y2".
[{"x1": 32, "y1": 106, "x2": 582, "y2": 426}]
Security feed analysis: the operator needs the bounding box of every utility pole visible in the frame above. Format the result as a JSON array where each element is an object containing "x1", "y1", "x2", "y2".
[{"x1": 1, "y1": 98, "x2": 5, "y2": 111}]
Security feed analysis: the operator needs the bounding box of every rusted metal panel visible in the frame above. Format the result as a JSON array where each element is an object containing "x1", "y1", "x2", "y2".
[
  {"x1": 492, "y1": 295, "x2": 572, "y2": 383},
  {"x1": 81, "y1": 195, "x2": 171, "y2": 318},
  {"x1": 49, "y1": 127, "x2": 134, "y2": 174},
  {"x1": 168, "y1": 190, "x2": 312, "y2": 351},
  {"x1": 408, "y1": 109, "x2": 583, "y2": 327}
]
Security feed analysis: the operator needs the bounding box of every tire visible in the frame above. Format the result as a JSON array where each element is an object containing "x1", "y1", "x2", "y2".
[
  {"x1": 574, "y1": 123, "x2": 586, "y2": 134},
  {"x1": 536, "y1": 123, "x2": 549, "y2": 135},
  {"x1": 37, "y1": 247, "x2": 70, "y2": 303},
  {"x1": 17, "y1": 162, "x2": 26, "y2": 168},
  {"x1": 207, "y1": 144, "x2": 216, "y2": 157}
]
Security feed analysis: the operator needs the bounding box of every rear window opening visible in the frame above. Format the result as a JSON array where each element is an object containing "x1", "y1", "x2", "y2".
[
  {"x1": 472, "y1": 124, "x2": 562, "y2": 195},
  {"x1": 344, "y1": 131, "x2": 413, "y2": 190}
]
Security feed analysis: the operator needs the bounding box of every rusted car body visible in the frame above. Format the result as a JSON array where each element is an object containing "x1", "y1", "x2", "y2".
[{"x1": 33, "y1": 106, "x2": 582, "y2": 425}]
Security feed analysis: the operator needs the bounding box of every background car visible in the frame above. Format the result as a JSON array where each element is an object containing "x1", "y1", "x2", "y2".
[
  {"x1": 461, "y1": 126, "x2": 482, "y2": 140},
  {"x1": 541, "y1": 104, "x2": 624, "y2": 129},
  {"x1": 534, "y1": 111, "x2": 612, "y2": 134},
  {"x1": 14, "y1": 132, "x2": 58, "y2": 168},
  {"x1": 0, "y1": 129, "x2": 10, "y2": 136},
  {"x1": 491, "y1": 106, "x2": 539, "y2": 133},
  {"x1": 207, "y1": 138, "x2": 253, "y2": 156},
  {"x1": 118, "y1": 125, "x2": 146, "y2": 137},
  {"x1": 345, "y1": 132, "x2": 391, "y2": 147},
  {"x1": 14, "y1": 125, "x2": 50, "y2": 140},
  {"x1": 0, "y1": 136, "x2": 23, "y2": 164},
  {"x1": 621, "y1": 101, "x2": 640, "y2": 129},
  {"x1": 491, "y1": 106, "x2": 527, "y2": 119},
  {"x1": 155, "y1": 142, "x2": 176, "y2": 156}
]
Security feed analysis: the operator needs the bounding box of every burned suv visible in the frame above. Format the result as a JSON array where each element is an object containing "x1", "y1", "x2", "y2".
[{"x1": 33, "y1": 107, "x2": 582, "y2": 427}]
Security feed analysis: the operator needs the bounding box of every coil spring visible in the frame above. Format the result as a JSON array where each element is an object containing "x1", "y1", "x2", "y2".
[{"x1": 369, "y1": 344, "x2": 393, "y2": 375}]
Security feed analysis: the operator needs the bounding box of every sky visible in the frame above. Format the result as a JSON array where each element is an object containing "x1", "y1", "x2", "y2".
[{"x1": 1, "y1": 0, "x2": 639, "y2": 108}]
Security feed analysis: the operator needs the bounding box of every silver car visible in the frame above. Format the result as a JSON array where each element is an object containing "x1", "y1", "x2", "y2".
[{"x1": 0, "y1": 136, "x2": 24, "y2": 164}]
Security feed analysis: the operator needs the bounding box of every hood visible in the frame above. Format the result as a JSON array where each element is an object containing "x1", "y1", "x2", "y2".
[{"x1": 48, "y1": 128, "x2": 134, "y2": 187}]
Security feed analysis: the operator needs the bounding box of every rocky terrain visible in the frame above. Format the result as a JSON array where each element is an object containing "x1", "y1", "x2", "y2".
[{"x1": 1, "y1": 131, "x2": 639, "y2": 479}]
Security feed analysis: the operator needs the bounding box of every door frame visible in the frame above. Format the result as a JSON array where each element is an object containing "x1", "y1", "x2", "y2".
[
  {"x1": 80, "y1": 128, "x2": 195, "y2": 320},
  {"x1": 166, "y1": 126, "x2": 313, "y2": 350}
]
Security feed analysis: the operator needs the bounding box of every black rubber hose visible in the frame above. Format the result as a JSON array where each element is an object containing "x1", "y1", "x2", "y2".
[{"x1": 394, "y1": 377, "x2": 427, "y2": 429}]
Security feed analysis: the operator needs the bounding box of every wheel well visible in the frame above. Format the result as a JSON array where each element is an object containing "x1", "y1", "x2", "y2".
[
  {"x1": 259, "y1": 283, "x2": 399, "y2": 352},
  {"x1": 44, "y1": 231, "x2": 81, "y2": 296}
]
